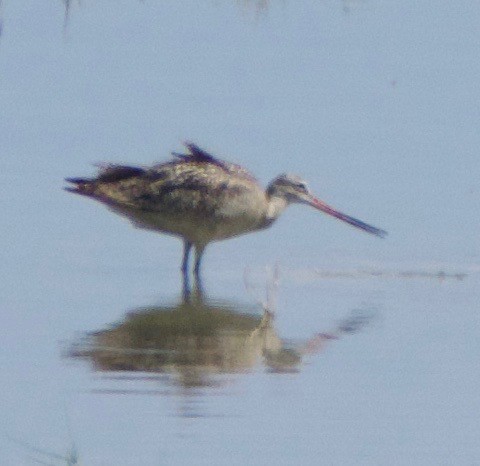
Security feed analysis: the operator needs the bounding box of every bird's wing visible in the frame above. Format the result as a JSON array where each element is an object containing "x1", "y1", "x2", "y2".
[
  {"x1": 137, "y1": 161, "x2": 258, "y2": 214},
  {"x1": 171, "y1": 142, "x2": 257, "y2": 183},
  {"x1": 64, "y1": 164, "x2": 147, "y2": 202},
  {"x1": 65, "y1": 143, "x2": 260, "y2": 213},
  {"x1": 65, "y1": 164, "x2": 146, "y2": 186},
  {"x1": 94, "y1": 164, "x2": 146, "y2": 182}
]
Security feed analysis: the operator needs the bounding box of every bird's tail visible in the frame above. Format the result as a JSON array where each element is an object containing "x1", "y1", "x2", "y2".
[{"x1": 64, "y1": 177, "x2": 96, "y2": 196}]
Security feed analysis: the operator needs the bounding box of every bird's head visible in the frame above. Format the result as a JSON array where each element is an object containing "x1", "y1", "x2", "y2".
[
  {"x1": 267, "y1": 174, "x2": 314, "y2": 205},
  {"x1": 267, "y1": 173, "x2": 387, "y2": 238}
]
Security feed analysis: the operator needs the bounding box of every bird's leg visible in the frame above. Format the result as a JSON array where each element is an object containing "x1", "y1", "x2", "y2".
[
  {"x1": 193, "y1": 244, "x2": 205, "y2": 278},
  {"x1": 181, "y1": 240, "x2": 192, "y2": 275},
  {"x1": 192, "y1": 278, "x2": 204, "y2": 303},
  {"x1": 181, "y1": 241, "x2": 193, "y2": 300},
  {"x1": 182, "y1": 273, "x2": 191, "y2": 303}
]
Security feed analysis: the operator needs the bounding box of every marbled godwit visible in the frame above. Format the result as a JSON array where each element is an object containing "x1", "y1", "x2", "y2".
[{"x1": 65, "y1": 143, "x2": 386, "y2": 277}]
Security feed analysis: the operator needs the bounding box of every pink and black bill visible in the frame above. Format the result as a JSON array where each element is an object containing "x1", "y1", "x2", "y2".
[{"x1": 308, "y1": 197, "x2": 387, "y2": 238}]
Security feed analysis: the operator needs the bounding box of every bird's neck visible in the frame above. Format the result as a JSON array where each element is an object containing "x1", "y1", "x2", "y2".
[{"x1": 263, "y1": 195, "x2": 288, "y2": 226}]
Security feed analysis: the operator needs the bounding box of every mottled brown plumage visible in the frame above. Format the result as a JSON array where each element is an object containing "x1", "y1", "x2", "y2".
[{"x1": 65, "y1": 143, "x2": 386, "y2": 277}]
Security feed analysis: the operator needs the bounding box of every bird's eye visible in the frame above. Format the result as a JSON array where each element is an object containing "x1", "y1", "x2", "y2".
[{"x1": 296, "y1": 182, "x2": 307, "y2": 192}]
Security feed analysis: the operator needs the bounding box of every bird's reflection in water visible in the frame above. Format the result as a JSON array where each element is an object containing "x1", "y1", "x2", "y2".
[
  {"x1": 69, "y1": 281, "x2": 375, "y2": 405},
  {"x1": 70, "y1": 293, "x2": 289, "y2": 389}
]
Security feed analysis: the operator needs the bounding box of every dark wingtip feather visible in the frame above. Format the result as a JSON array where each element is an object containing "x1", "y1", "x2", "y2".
[
  {"x1": 64, "y1": 177, "x2": 96, "y2": 196},
  {"x1": 96, "y1": 165, "x2": 145, "y2": 182},
  {"x1": 183, "y1": 142, "x2": 218, "y2": 163},
  {"x1": 172, "y1": 142, "x2": 225, "y2": 167},
  {"x1": 65, "y1": 177, "x2": 89, "y2": 184},
  {"x1": 177, "y1": 141, "x2": 258, "y2": 182},
  {"x1": 63, "y1": 185, "x2": 87, "y2": 197}
]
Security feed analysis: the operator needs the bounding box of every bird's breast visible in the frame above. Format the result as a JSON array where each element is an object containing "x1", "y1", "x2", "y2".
[{"x1": 106, "y1": 183, "x2": 269, "y2": 244}]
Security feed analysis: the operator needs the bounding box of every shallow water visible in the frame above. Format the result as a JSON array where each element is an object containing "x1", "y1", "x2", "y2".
[{"x1": 2, "y1": 1, "x2": 480, "y2": 465}]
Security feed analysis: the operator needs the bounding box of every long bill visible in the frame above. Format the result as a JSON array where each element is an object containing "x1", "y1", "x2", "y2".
[{"x1": 308, "y1": 196, "x2": 387, "y2": 238}]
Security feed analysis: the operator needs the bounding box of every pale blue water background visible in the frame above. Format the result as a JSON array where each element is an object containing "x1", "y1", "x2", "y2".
[{"x1": 1, "y1": 1, "x2": 480, "y2": 464}]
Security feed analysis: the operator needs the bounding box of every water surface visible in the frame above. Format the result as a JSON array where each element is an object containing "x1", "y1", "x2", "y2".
[{"x1": 1, "y1": 1, "x2": 480, "y2": 464}]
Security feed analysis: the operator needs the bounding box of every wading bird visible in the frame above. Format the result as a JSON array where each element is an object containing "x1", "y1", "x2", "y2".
[{"x1": 65, "y1": 143, "x2": 386, "y2": 278}]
